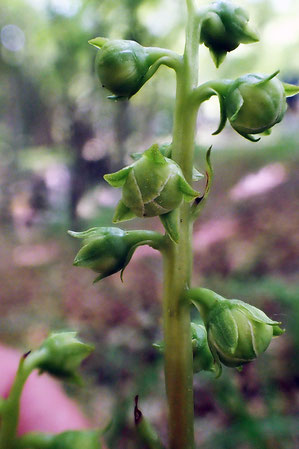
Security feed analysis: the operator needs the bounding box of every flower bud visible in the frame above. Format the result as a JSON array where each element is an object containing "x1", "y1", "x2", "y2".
[
  {"x1": 50, "y1": 430, "x2": 100, "y2": 449},
  {"x1": 36, "y1": 332, "x2": 94, "y2": 383},
  {"x1": 225, "y1": 72, "x2": 287, "y2": 141},
  {"x1": 69, "y1": 227, "x2": 163, "y2": 282},
  {"x1": 90, "y1": 37, "x2": 172, "y2": 99},
  {"x1": 191, "y1": 323, "x2": 220, "y2": 376},
  {"x1": 189, "y1": 288, "x2": 284, "y2": 369},
  {"x1": 104, "y1": 144, "x2": 199, "y2": 242},
  {"x1": 199, "y1": 1, "x2": 258, "y2": 67}
]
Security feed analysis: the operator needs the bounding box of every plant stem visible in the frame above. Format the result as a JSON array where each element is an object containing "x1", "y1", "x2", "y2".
[
  {"x1": 0, "y1": 351, "x2": 46, "y2": 449},
  {"x1": 162, "y1": 1, "x2": 200, "y2": 448}
]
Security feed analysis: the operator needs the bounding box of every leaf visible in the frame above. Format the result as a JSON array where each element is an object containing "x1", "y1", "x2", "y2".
[
  {"x1": 104, "y1": 166, "x2": 132, "y2": 187},
  {"x1": 160, "y1": 209, "x2": 179, "y2": 243}
]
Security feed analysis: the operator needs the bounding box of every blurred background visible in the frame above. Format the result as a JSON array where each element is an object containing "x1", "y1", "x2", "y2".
[{"x1": 0, "y1": 0, "x2": 299, "y2": 448}]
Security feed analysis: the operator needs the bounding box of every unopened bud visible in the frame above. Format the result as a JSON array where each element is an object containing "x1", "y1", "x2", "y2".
[
  {"x1": 189, "y1": 288, "x2": 284, "y2": 368},
  {"x1": 37, "y1": 332, "x2": 94, "y2": 383},
  {"x1": 199, "y1": 1, "x2": 258, "y2": 67}
]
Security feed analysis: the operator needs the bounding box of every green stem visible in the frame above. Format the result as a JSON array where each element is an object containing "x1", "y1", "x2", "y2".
[
  {"x1": 162, "y1": 1, "x2": 200, "y2": 448},
  {"x1": 0, "y1": 350, "x2": 47, "y2": 449},
  {"x1": 124, "y1": 230, "x2": 166, "y2": 252}
]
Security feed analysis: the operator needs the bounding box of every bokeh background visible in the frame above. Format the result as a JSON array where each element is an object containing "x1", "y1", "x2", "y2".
[{"x1": 1, "y1": 0, "x2": 299, "y2": 448}]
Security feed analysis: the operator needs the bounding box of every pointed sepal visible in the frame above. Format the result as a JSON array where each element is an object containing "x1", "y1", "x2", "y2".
[
  {"x1": 88, "y1": 37, "x2": 108, "y2": 49},
  {"x1": 144, "y1": 144, "x2": 167, "y2": 165},
  {"x1": 210, "y1": 49, "x2": 227, "y2": 68},
  {"x1": 160, "y1": 209, "x2": 179, "y2": 243},
  {"x1": 283, "y1": 81, "x2": 299, "y2": 97},
  {"x1": 104, "y1": 166, "x2": 132, "y2": 187},
  {"x1": 178, "y1": 177, "x2": 199, "y2": 202},
  {"x1": 192, "y1": 167, "x2": 204, "y2": 181},
  {"x1": 112, "y1": 200, "x2": 137, "y2": 223}
]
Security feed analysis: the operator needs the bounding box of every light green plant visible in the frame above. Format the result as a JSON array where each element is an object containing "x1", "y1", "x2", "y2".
[
  {"x1": 1, "y1": 1, "x2": 298, "y2": 449},
  {"x1": 69, "y1": 1, "x2": 299, "y2": 448},
  {"x1": 0, "y1": 332, "x2": 100, "y2": 449}
]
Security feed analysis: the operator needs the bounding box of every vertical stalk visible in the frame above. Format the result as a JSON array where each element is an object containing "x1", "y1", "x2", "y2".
[
  {"x1": 0, "y1": 351, "x2": 45, "y2": 449},
  {"x1": 162, "y1": 1, "x2": 200, "y2": 449}
]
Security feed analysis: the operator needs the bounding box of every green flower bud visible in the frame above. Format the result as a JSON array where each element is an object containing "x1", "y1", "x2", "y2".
[
  {"x1": 189, "y1": 288, "x2": 284, "y2": 369},
  {"x1": 191, "y1": 323, "x2": 220, "y2": 376},
  {"x1": 225, "y1": 72, "x2": 287, "y2": 141},
  {"x1": 153, "y1": 322, "x2": 219, "y2": 376},
  {"x1": 69, "y1": 227, "x2": 164, "y2": 282},
  {"x1": 36, "y1": 332, "x2": 94, "y2": 383},
  {"x1": 94, "y1": 39, "x2": 150, "y2": 98},
  {"x1": 89, "y1": 38, "x2": 178, "y2": 99},
  {"x1": 50, "y1": 430, "x2": 100, "y2": 449},
  {"x1": 199, "y1": 0, "x2": 258, "y2": 67},
  {"x1": 104, "y1": 144, "x2": 199, "y2": 242}
]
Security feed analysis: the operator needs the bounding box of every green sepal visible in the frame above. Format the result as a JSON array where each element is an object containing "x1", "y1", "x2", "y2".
[
  {"x1": 130, "y1": 143, "x2": 172, "y2": 162},
  {"x1": 104, "y1": 166, "x2": 132, "y2": 187},
  {"x1": 282, "y1": 82, "x2": 299, "y2": 97},
  {"x1": 152, "y1": 341, "x2": 164, "y2": 353},
  {"x1": 88, "y1": 37, "x2": 108, "y2": 49},
  {"x1": 240, "y1": 26, "x2": 259, "y2": 44},
  {"x1": 262, "y1": 129, "x2": 272, "y2": 136},
  {"x1": 130, "y1": 152, "x2": 143, "y2": 161},
  {"x1": 191, "y1": 146, "x2": 213, "y2": 221},
  {"x1": 254, "y1": 70, "x2": 280, "y2": 87},
  {"x1": 209, "y1": 306, "x2": 239, "y2": 355},
  {"x1": 238, "y1": 131, "x2": 261, "y2": 142},
  {"x1": 191, "y1": 323, "x2": 220, "y2": 376},
  {"x1": 120, "y1": 239, "x2": 153, "y2": 281},
  {"x1": 210, "y1": 49, "x2": 227, "y2": 68},
  {"x1": 178, "y1": 177, "x2": 199, "y2": 202},
  {"x1": 68, "y1": 227, "x2": 123, "y2": 242},
  {"x1": 160, "y1": 209, "x2": 179, "y2": 243},
  {"x1": 273, "y1": 325, "x2": 285, "y2": 336},
  {"x1": 212, "y1": 92, "x2": 227, "y2": 135},
  {"x1": 228, "y1": 88, "x2": 244, "y2": 122},
  {"x1": 192, "y1": 167, "x2": 204, "y2": 181},
  {"x1": 122, "y1": 170, "x2": 144, "y2": 215},
  {"x1": 112, "y1": 200, "x2": 137, "y2": 223},
  {"x1": 107, "y1": 95, "x2": 127, "y2": 101},
  {"x1": 144, "y1": 144, "x2": 167, "y2": 165},
  {"x1": 230, "y1": 300, "x2": 281, "y2": 326},
  {"x1": 159, "y1": 143, "x2": 172, "y2": 158}
]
